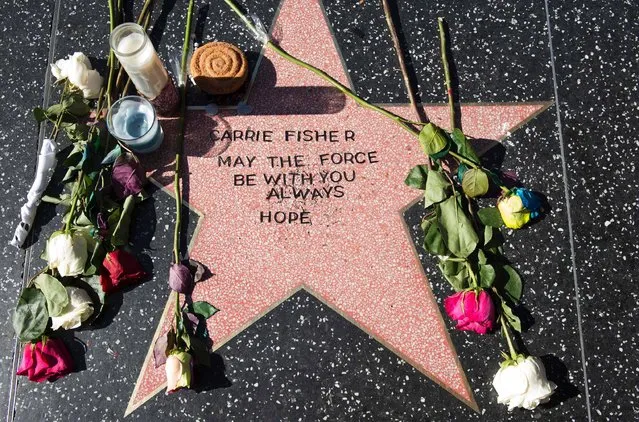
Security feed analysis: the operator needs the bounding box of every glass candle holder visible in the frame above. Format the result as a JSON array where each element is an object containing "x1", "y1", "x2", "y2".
[
  {"x1": 110, "y1": 23, "x2": 169, "y2": 99},
  {"x1": 107, "y1": 96, "x2": 164, "y2": 154}
]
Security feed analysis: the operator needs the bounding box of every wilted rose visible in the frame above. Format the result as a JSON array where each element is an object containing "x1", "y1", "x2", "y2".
[
  {"x1": 99, "y1": 249, "x2": 147, "y2": 293},
  {"x1": 111, "y1": 154, "x2": 146, "y2": 200},
  {"x1": 51, "y1": 52, "x2": 102, "y2": 99},
  {"x1": 16, "y1": 338, "x2": 74, "y2": 382},
  {"x1": 493, "y1": 355, "x2": 557, "y2": 411},
  {"x1": 169, "y1": 263, "x2": 193, "y2": 293},
  {"x1": 50, "y1": 287, "x2": 94, "y2": 330},
  {"x1": 165, "y1": 350, "x2": 192, "y2": 394},
  {"x1": 443, "y1": 289, "x2": 495, "y2": 334},
  {"x1": 45, "y1": 231, "x2": 88, "y2": 277}
]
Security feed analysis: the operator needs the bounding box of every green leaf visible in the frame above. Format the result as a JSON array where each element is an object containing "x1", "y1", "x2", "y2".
[
  {"x1": 501, "y1": 301, "x2": 521, "y2": 332},
  {"x1": 33, "y1": 107, "x2": 47, "y2": 123},
  {"x1": 437, "y1": 195, "x2": 479, "y2": 258},
  {"x1": 484, "y1": 225, "x2": 504, "y2": 249},
  {"x1": 450, "y1": 129, "x2": 481, "y2": 164},
  {"x1": 45, "y1": 103, "x2": 64, "y2": 118},
  {"x1": 438, "y1": 259, "x2": 469, "y2": 291},
  {"x1": 477, "y1": 207, "x2": 504, "y2": 228},
  {"x1": 180, "y1": 330, "x2": 192, "y2": 350},
  {"x1": 502, "y1": 265, "x2": 523, "y2": 302},
  {"x1": 424, "y1": 170, "x2": 450, "y2": 208},
  {"x1": 33, "y1": 274, "x2": 69, "y2": 317},
  {"x1": 479, "y1": 263, "x2": 496, "y2": 288},
  {"x1": 84, "y1": 275, "x2": 106, "y2": 315},
  {"x1": 404, "y1": 165, "x2": 429, "y2": 190},
  {"x1": 421, "y1": 217, "x2": 448, "y2": 255},
  {"x1": 419, "y1": 123, "x2": 450, "y2": 157},
  {"x1": 64, "y1": 94, "x2": 90, "y2": 117},
  {"x1": 461, "y1": 168, "x2": 489, "y2": 198},
  {"x1": 12, "y1": 288, "x2": 49, "y2": 342},
  {"x1": 111, "y1": 196, "x2": 135, "y2": 247},
  {"x1": 192, "y1": 301, "x2": 218, "y2": 319}
]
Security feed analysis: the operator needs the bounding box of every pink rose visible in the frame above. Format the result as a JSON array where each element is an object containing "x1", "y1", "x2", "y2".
[
  {"x1": 444, "y1": 289, "x2": 495, "y2": 334},
  {"x1": 165, "y1": 351, "x2": 193, "y2": 394},
  {"x1": 16, "y1": 338, "x2": 73, "y2": 382}
]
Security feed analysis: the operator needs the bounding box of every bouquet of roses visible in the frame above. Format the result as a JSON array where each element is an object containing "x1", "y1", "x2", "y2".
[{"x1": 11, "y1": 0, "x2": 156, "y2": 383}]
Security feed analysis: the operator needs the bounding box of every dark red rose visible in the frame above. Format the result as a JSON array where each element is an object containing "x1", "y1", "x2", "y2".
[
  {"x1": 111, "y1": 154, "x2": 146, "y2": 199},
  {"x1": 99, "y1": 249, "x2": 147, "y2": 293}
]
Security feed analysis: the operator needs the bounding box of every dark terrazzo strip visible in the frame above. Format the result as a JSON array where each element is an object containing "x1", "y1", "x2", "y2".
[
  {"x1": 0, "y1": 0, "x2": 56, "y2": 419},
  {"x1": 546, "y1": 1, "x2": 639, "y2": 421}
]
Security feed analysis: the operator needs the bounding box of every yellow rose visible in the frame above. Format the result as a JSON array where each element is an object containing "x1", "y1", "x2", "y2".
[{"x1": 497, "y1": 195, "x2": 531, "y2": 229}]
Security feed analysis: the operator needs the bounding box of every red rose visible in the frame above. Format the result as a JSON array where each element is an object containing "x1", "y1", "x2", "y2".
[
  {"x1": 444, "y1": 289, "x2": 496, "y2": 334},
  {"x1": 16, "y1": 338, "x2": 73, "y2": 382},
  {"x1": 99, "y1": 249, "x2": 147, "y2": 293}
]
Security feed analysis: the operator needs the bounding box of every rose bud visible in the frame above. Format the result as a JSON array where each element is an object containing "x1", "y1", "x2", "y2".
[
  {"x1": 497, "y1": 194, "x2": 531, "y2": 229},
  {"x1": 99, "y1": 249, "x2": 147, "y2": 293},
  {"x1": 169, "y1": 263, "x2": 193, "y2": 293},
  {"x1": 493, "y1": 355, "x2": 557, "y2": 410},
  {"x1": 50, "y1": 287, "x2": 94, "y2": 330},
  {"x1": 443, "y1": 289, "x2": 495, "y2": 334},
  {"x1": 111, "y1": 154, "x2": 146, "y2": 200},
  {"x1": 16, "y1": 338, "x2": 74, "y2": 382},
  {"x1": 45, "y1": 231, "x2": 88, "y2": 277},
  {"x1": 513, "y1": 187, "x2": 542, "y2": 219},
  {"x1": 51, "y1": 52, "x2": 102, "y2": 99},
  {"x1": 165, "y1": 350, "x2": 193, "y2": 394}
]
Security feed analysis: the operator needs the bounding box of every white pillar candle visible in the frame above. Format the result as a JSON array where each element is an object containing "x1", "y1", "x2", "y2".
[{"x1": 110, "y1": 23, "x2": 169, "y2": 99}]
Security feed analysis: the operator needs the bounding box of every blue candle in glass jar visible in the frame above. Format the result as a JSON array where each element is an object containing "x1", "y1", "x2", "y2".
[{"x1": 107, "y1": 96, "x2": 163, "y2": 153}]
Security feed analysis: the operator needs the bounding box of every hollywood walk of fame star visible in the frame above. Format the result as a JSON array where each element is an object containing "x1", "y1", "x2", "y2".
[{"x1": 125, "y1": 0, "x2": 550, "y2": 415}]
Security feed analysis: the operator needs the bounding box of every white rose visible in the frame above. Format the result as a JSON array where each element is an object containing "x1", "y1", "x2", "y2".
[
  {"x1": 45, "y1": 231, "x2": 88, "y2": 277},
  {"x1": 50, "y1": 287, "x2": 94, "y2": 330},
  {"x1": 493, "y1": 355, "x2": 557, "y2": 411},
  {"x1": 50, "y1": 52, "x2": 103, "y2": 99}
]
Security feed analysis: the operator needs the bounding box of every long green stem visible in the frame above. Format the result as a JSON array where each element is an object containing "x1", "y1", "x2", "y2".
[
  {"x1": 106, "y1": 0, "x2": 117, "y2": 109},
  {"x1": 223, "y1": 0, "x2": 420, "y2": 137},
  {"x1": 172, "y1": 0, "x2": 195, "y2": 264},
  {"x1": 500, "y1": 315, "x2": 518, "y2": 360},
  {"x1": 438, "y1": 18, "x2": 455, "y2": 131},
  {"x1": 64, "y1": 171, "x2": 84, "y2": 232},
  {"x1": 381, "y1": 0, "x2": 431, "y2": 170}
]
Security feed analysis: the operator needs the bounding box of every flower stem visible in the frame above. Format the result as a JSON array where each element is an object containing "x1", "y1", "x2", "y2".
[
  {"x1": 172, "y1": 0, "x2": 195, "y2": 265},
  {"x1": 437, "y1": 18, "x2": 456, "y2": 131},
  {"x1": 500, "y1": 314, "x2": 518, "y2": 360},
  {"x1": 381, "y1": 0, "x2": 432, "y2": 170},
  {"x1": 64, "y1": 170, "x2": 84, "y2": 232},
  {"x1": 106, "y1": 0, "x2": 117, "y2": 109},
  {"x1": 223, "y1": 0, "x2": 421, "y2": 138}
]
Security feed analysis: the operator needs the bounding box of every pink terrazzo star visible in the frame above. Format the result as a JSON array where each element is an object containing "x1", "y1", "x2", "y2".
[{"x1": 125, "y1": 0, "x2": 549, "y2": 415}]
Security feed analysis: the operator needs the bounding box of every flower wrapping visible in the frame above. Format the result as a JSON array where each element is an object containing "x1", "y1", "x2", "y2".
[{"x1": 10, "y1": 138, "x2": 57, "y2": 248}]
